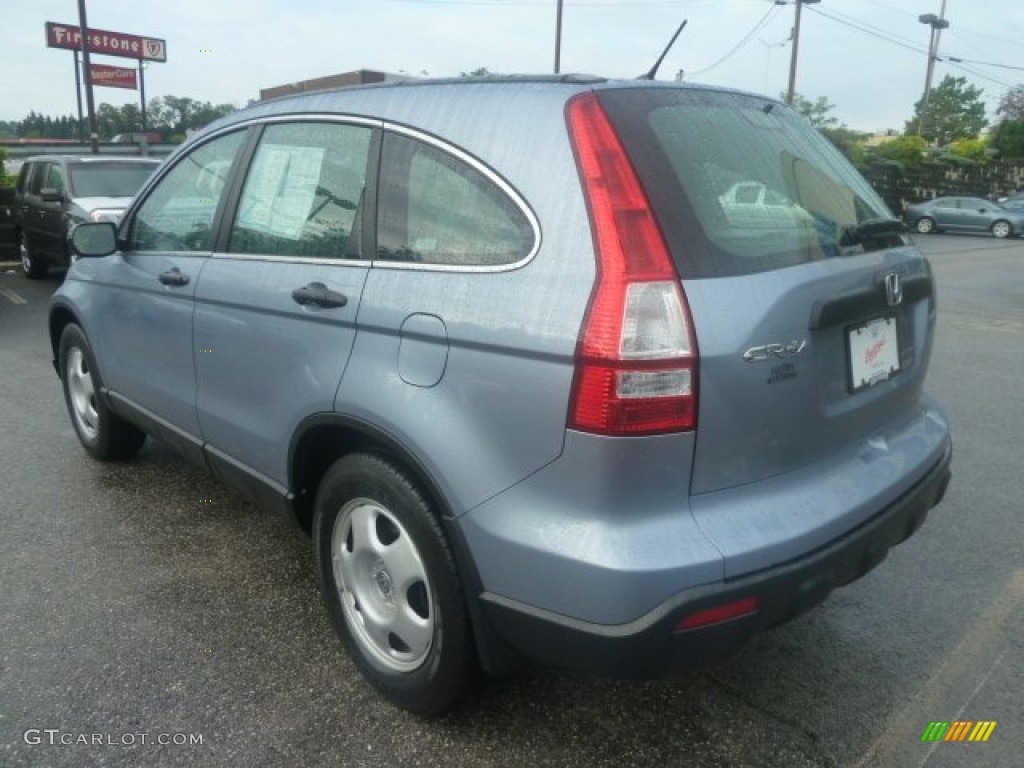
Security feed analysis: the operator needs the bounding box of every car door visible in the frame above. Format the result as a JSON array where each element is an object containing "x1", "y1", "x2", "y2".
[
  {"x1": 958, "y1": 196, "x2": 996, "y2": 232},
  {"x1": 193, "y1": 120, "x2": 374, "y2": 490},
  {"x1": 36, "y1": 162, "x2": 68, "y2": 263},
  {"x1": 83, "y1": 129, "x2": 248, "y2": 462},
  {"x1": 932, "y1": 197, "x2": 963, "y2": 230},
  {"x1": 19, "y1": 161, "x2": 63, "y2": 263}
]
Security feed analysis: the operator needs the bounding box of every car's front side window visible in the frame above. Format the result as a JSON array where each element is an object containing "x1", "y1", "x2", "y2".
[
  {"x1": 130, "y1": 131, "x2": 245, "y2": 252},
  {"x1": 228, "y1": 122, "x2": 372, "y2": 260}
]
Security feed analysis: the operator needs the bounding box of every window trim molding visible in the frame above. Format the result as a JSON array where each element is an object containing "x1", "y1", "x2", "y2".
[{"x1": 185, "y1": 112, "x2": 541, "y2": 274}]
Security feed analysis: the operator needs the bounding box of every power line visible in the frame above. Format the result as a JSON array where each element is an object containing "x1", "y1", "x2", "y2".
[
  {"x1": 804, "y1": 6, "x2": 929, "y2": 56},
  {"x1": 687, "y1": 3, "x2": 780, "y2": 76},
  {"x1": 381, "y1": 0, "x2": 690, "y2": 6},
  {"x1": 944, "y1": 60, "x2": 1015, "y2": 90},
  {"x1": 945, "y1": 56, "x2": 1024, "y2": 74},
  {"x1": 809, "y1": 6, "x2": 1024, "y2": 77}
]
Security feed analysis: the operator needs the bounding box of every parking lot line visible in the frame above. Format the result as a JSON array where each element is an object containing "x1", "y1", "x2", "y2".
[
  {"x1": 0, "y1": 284, "x2": 28, "y2": 305},
  {"x1": 851, "y1": 569, "x2": 1024, "y2": 767}
]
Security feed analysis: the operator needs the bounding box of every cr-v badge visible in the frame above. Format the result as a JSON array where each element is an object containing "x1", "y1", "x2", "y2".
[{"x1": 743, "y1": 339, "x2": 807, "y2": 362}]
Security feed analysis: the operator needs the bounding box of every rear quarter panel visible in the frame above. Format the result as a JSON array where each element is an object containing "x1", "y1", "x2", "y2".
[{"x1": 329, "y1": 84, "x2": 598, "y2": 515}]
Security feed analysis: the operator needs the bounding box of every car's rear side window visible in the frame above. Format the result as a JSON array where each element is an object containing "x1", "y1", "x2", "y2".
[
  {"x1": 25, "y1": 163, "x2": 48, "y2": 195},
  {"x1": 598, "y1": 88, "x2": 896, "y2": 279},
  {"x1": 44, "y1": 164, "x2": 66, "y2": 196},
  {"x1": 376, "y1": 132, "x2": 535, "y2": 268},
  {"x1": 228, "y1": 122, "x2": 372, "y2": 260}
]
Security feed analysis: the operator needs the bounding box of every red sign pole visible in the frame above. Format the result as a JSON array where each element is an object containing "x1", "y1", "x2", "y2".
[{"x1": 140, "y1": 62, "x2": 148, "y2": 132}]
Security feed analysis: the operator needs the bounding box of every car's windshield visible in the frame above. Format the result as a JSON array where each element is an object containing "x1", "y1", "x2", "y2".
[
  {"x1": 68, "y1": 163, "x2": 158, "y2": 198},
  {"x1": 599, "y1": 87, "x2": 902, "y2": 278}
]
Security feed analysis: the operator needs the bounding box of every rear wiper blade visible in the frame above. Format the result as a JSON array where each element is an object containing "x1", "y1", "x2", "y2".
[{"x1": 839, "y1": 217, "x2": 907, "y2": 247}]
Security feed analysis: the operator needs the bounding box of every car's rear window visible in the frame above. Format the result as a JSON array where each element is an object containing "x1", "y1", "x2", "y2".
[
  {"x1": 68, "y1": 163, "x2": 158, "y2": 198},
  {"x1": 598, "y1": 88, "x2": 897, "y2": 279}
]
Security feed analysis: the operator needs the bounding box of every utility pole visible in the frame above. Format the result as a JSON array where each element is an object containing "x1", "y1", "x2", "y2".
[
  {"x1": 554, "y1": 0, "x2": 563, "y2": 74},
  {"x1": 785, "y1": 0, "x2": 820, "y2": 106},
  {"x1": 917, "y1": 0, "x2": 949, "y2": 139},
  {"x1": 77, "y1": 0, "x2": 99, "y2": 153}
]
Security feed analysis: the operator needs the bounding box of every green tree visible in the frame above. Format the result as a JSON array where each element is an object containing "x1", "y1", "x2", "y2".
[
  {"x1": 151, "y1": 96, "x2": 234, "y2": 134},
  {"x1": 786, "y1": 92, "x2": 839, "y2": 129},
  {"x1": 996, "y1": 83, "x2": 1024, "y2": 122},
  {"x1": 821, "y1": 126, "x2": 867, "y2": 167},
  {"x1": 905, "y1": 75, "x2": 987, "y2": 144},
  {"x1": 991, "y1": 119, "x2": 1024, "y2": 161},
  {"x1": 948, "y1": 137, "x2": 987, "y2": 163},
  {"x1": 871, "y1": 135, "x2": 929, "y2": 169}
]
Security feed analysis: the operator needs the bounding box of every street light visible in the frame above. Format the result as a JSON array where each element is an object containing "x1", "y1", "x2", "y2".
[
  {"x1": 785, "y1": 0, "x2": 821, "y2": 107},
  {"x1": 917, "y1": 3, "x2": 950, "y2": 139}
]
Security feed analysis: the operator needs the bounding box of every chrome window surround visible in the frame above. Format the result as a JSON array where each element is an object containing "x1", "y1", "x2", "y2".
[{"x1": 184, "y1": 113, "x2": 542, "y2": 273}]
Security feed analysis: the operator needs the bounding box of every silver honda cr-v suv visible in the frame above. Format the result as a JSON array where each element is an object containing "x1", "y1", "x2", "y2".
[{"x1": 50, "y1": 75, "x2": 952, "y2": 714}]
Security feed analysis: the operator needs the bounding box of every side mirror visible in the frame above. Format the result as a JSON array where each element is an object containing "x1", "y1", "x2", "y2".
[
  {"x1": 69, "y1": 222, "x2": 118, "y2": 258},
  {"x1": 40, "y1": 187, "x2": 64, "y2": 203}
]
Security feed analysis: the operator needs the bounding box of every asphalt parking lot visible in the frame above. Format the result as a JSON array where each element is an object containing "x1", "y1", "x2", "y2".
[{"x1": 1, "y1": 235, "x2": 1021, "y2": 767}]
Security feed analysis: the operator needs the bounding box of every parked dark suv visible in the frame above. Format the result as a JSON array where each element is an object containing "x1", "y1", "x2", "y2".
[
  {"x1": 14, "y1": 155, "x2": 159, "y2": 278},
  {"x1": 52, "y1": 76, "x2": 952, "y2": 714}
]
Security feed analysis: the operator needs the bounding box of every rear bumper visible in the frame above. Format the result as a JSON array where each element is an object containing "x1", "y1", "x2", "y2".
[{"x1": 478, "y1": 439, "x2": 951, "y2": 677}]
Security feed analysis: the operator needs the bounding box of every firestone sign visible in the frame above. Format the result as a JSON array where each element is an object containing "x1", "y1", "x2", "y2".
[{"x1": 45, "y1": 22, "x2": 167, "y2": 62}]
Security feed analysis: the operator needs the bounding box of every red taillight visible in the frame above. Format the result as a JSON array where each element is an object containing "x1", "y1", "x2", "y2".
[
  {"x1": 675, "y1": 597, "x2": 760, "y2": 632},
  {"x1": 566, "y1": 92, "x2": 698, "y2": 436}
]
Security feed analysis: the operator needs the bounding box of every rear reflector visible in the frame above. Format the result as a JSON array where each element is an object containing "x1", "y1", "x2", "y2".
[
  {"x1": 566, "y1": 92, "x2": 698, "y2": 436},
  {"x1": 675, "y1": 597, "x2": 761, "y2": 632}
]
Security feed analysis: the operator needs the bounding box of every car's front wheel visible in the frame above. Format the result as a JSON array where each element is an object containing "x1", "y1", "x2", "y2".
[
  {"x1": 991, "y1": 220, "x2": 1012, "y2": 239},
  {"x1": 915, "y1": 217, "x2": 937, "y2": 234},
  {"x1": 19, "y1": 232, "x2": 48, "y2": 279},
  {"x1": 59, "y1": 323, "x2": 146, "y2": 460},
  {"x1": 313, "y1": 453, "x2": 473, "y2": 715}
]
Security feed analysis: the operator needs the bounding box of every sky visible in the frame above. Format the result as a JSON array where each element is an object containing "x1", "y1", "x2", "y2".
[{"x1": 3, "y1": 0, "x2": 1023, "y2": 133}]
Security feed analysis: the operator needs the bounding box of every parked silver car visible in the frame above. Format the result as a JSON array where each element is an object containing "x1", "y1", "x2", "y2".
[
  {"x1": 50, "y1": 76, "x2": 952, "y2": 714},
  {"x1": 905, "y1": 195, "x2": 1024, "y2": 238}
]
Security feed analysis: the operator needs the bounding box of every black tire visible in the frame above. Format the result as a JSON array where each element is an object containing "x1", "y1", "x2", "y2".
[
  {"x1": 991, "y1": 220, "x2": 1011, "y2": 239},
  {"x1": 58, "y1": 323, "x2": 146, "y2": 460},
  {"x1": 19, "y1": 232, "x2": 48, "y2": 279},
  {"x1": 313, "y1": 453, "x2": 473, "y2": 715}
]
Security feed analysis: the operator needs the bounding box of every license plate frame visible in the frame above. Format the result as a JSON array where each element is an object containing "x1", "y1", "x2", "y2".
[{"x1": 848, "y1": 316, "x2": 900, "y2": 392}]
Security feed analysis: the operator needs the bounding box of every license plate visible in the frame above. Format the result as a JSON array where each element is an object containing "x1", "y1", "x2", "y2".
[{"x1": 849, "y1": 317, "x2": 900, "y2": 391}]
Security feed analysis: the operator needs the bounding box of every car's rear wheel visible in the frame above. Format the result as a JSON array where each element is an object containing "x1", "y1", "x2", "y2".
[
  {"x1": 19, "y1": 232, "x2": 48, "y2": 279},
  {"x1": 59, "y1": 323, "x2": 146, "y2": 460},
  {"x1": 991, "y1": 220, "x2": 1011, "y2": 239},
  {"x1": 915, "y1": 217, "x2": 936, "y2": 235},
  {"x1": 313, "y1": 453, "x2": 473, "y2": 715}
]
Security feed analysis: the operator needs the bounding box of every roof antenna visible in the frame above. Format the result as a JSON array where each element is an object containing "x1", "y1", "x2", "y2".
[{"x1": 639, "y1": 20, "x2": 688, "y2": 80}]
